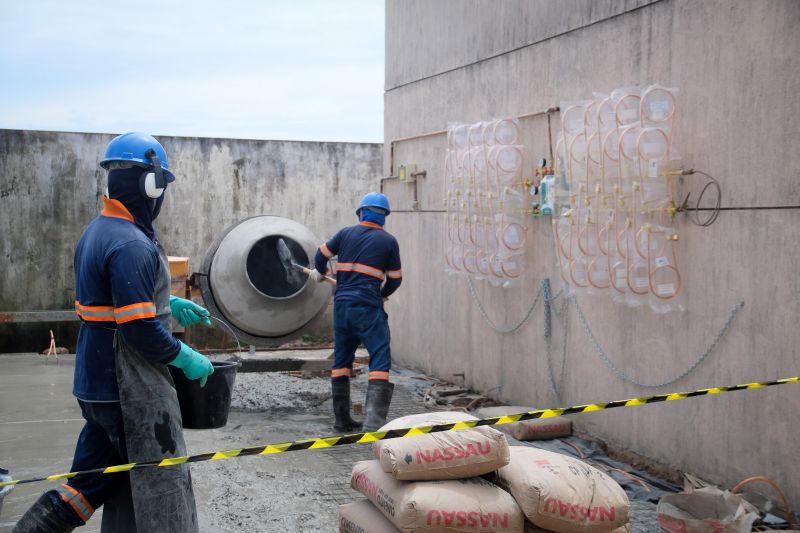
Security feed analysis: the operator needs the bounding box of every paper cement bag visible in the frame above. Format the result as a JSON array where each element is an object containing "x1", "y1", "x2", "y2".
[
  {"x1": 489, "y1": 447, "x2": 628, "y2": 533},
  {"x1": 473, "y1": 406, "x2": 572, "y2": 441},
  {"x1": 379, "y1": 426, "x2": 509, "y2": 481},
  {"x1": 524, "y1": 520, "x2": 630, "y2": 532},
  {"x1": 351, "y1": 459, "x2": 524, "y2": 532},
  {"x1": 340, "y1": 500, "x2": 401, "y2": 533},
  {"x1": 374, "y1": 412, "x2": 480, "y2": 458},
  {"x1": 656, "y1": 486, "x2": 759, "y2": 533}
]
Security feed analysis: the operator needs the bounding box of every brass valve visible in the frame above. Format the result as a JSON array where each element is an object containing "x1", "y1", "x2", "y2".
[{"x1": 666, "y1": 199, "x2": 678, "y2": 220}]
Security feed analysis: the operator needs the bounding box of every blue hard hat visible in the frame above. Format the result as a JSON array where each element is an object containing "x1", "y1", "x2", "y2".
[
  {"x1": 99, "y1": 132, "x2": 175, "y2": 182},
  {"x1": 356, "y1": 192, "x2": 391, "y2": 215}
]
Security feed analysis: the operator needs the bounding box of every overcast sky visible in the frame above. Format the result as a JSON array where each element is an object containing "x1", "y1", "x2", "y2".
[{"x1": 0, "y1": 0, "x2": 385, "y2": 142}]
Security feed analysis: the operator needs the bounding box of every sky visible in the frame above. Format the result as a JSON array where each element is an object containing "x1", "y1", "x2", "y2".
[{"x1": 0, "y1": 0, "x2": 385, "y2": 142}]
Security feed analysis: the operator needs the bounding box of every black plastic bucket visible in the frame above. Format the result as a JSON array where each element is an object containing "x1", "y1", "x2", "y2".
[{"x1": 170, "y1": 360, "x2": 239, "y2": 429}]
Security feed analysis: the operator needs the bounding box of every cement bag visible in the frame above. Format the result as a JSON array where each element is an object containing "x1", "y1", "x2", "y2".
[
  {"x1": 490, "y1": 447, "x2": 628, "y2": 533},
  {"x1": 524, "y1": 520, "x2": 630, "y2": 532},
  {"x1": 352, "y1": 459, "x2": 524, "y2": 532},
  {"x1": 474, "y1": 406, "x2": 572, "y2": 441},
  {"x1": 656, "y1": 486, "x2": 759, "y2": 533},
  {"x1": 374, "y1": 412, "x2": 480, "y2": 458},
  {"x1": 379, "y1": 425, "x2": 509, "y2": 481},
  {"x1": 340, "y1": 500, "x2": 401, "y2": 533}
]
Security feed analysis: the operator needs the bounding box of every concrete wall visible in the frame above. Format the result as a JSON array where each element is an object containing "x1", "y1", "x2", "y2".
[
  {"x1": 384, "y1": 0, "x2": 800, "y2": 505},
  {"x1": 0, "y1": 130, "x2": 382, "y2": 348}
]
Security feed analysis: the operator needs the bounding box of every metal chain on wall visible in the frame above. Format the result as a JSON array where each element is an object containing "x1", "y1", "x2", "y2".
[
  {"x1": 468, "y1": 276, "x2": 745, "y2": 389},
  {"x1": 574, "y1": 298, "x2": 745, "y2": 388},
  {"x1": 467, "y1": 277, "x2": 543, "y2": 334}
]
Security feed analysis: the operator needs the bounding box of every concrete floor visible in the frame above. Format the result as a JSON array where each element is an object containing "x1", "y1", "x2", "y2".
[
  {"x1": 0, "y1": 353, "x2": 424, "y2": 532},
  {"x1": 0, "y1": 353, "x2": 661, "y2": 532}
]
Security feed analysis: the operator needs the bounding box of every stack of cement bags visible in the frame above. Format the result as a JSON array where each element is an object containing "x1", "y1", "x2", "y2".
[{"x1": 339, "y1": 412, "x2": 630, "y2": 533}]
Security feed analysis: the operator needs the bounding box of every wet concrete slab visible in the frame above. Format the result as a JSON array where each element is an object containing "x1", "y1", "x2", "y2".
[{"x1": 0, "y1": 353, "x2": 422, "y2": 532}]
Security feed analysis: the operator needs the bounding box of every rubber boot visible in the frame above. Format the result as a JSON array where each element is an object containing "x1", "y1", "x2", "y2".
[
  {"x1": 332, "y1": 380, "x2": 362, "y2": 433},
  {"x1": 12, "y1": 493, "x2": 78, "y2": 533},
  {"x1": 363, "y1": 380, "x2": 394, "y2": 432}
]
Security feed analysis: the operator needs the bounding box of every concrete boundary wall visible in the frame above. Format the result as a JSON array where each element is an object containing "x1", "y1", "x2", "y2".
[
  {"x1": 0, "y1": 130, "x2": 382, "y2": 349},
  {"x1": 383, "y1": 0, "x2": 800, "y2": 505}
]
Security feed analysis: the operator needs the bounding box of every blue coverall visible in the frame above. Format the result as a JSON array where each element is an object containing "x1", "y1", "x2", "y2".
[
  {"x1": 48, "y1": 196, "x2": 180, "y2": 525},
  {"x1": 315, "y1": 220, "x2": 402, "y2": 383}
]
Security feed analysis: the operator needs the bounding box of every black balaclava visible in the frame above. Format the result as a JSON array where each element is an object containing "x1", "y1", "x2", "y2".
[{"x1": 107, "y1": 167, "x2": 166, "y2": 239}]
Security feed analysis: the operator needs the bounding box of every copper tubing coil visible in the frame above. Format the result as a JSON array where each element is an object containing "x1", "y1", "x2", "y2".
[
  {"x1": 626, "y1": 260, "x2": 650, "y2": 296},
  {"x1": 499, "y1": 221, "x2": 527, "y2": 251},
  {"x1": 608, "y1": 261, "x2": 627, "y2": 294},
  {"x1": 552, "y1": 220, "x2": 572, "y2": 285},
  {"x1": 484, "y1": 118, "x2": 520, "y2": 146},
  {"x1": 462, "y1": 248, "x2": 478, "y2": 274},
  {"x1": 636, "y1": 127, "x2": 670, "y2": 163},
  {"x1": 561, "y1": 104, "x2": 588, "y2": 137},
  {"x1": 625, "y1": 227, "x2": 649, "y2": 296},
  {"x1": 646, "y1": 230, "x2": 682, "y2": 300},
  {"x1": 569, "y1": 257, "x2": 590, "y2": 288},
  {"x1": 636, "y1": 225, "x2": 666, "y2": 261},
  {"x1": 615, "y1": 93, "x2": 641, "y2": 127},
  {"x1": 640, "y1": 86, "x2": 676, "y2": 124},
  {"x1": 553, "y1": 217, "x2": 574, "y2": 261},
  {"x1": 587, "y1": 257, "x2": 611, "y2": 289},
  {"x1": 489, "y1": 254, "x2": 505, "y2": 278},
  {"x1": 500, "y1": 256, "x2": 523, "y2": 278},
  {"x1": 475, "y1": 250, "x2": 490, "y2": 276}
]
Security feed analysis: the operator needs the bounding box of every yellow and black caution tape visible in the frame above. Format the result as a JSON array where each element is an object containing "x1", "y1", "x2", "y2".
[{"x1": 0, "y1": 376, "x2": 797, "y2": 488}]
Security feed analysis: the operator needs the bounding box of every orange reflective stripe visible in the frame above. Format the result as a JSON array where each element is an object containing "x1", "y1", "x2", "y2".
[
  {"x1": 116, "y1": 312, "x2": 156, "y2": 324},
  {"x1": 331, "y1": 368, "x2": 351, "y2": 378},
  {"x1": 114, "y1": 302, "x2": 157, "y2": 323},
  {"x1": 74, "y1": 301, "x2": 115, "y2": 322},
  {"x1": 369, "y1": 371, "x2": 390, "y2": 381},
  {"x1": 100, "y1": 197, "x2": 134, "y2": 223},
  {"x1": 359, "y1": 221, "x2": 383, "y2": 230},
  {"x1": 75, "y1": 301, "x2": 114, "y2": 312},
  {"x1": 387, "y1": 269, "x2": 402, "y2": 279},
  {"x1": 337, "y1": 262, "x2": 385, "y2": 280},
  {"x1": 57, "y1": 484, "x2": 94, "y2": 522},
  {"x1": 320, "y1": 243, "x2": 333, "y2": 259}
]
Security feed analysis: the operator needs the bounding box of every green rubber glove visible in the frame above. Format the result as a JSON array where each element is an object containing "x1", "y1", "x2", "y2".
[
  {"x1": 169, "y1": 295, "x2": 212, "y2": 327},
  {"x1": 169, "y1": 341, "x2": 214, "y2": 387}
]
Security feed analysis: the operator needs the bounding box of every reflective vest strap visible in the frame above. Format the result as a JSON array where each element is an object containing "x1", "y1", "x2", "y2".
[
  {"x1": 337, "y1": 262, "x2": 386, "y2": 280},
  {"x1": 56, "y1": 484, "x2": 94, "y2": 523}
]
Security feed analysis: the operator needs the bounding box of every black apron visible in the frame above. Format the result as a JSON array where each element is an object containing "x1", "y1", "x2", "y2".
[{"x1": 107, "y1": 244, "x2": 198, "y2": 532}]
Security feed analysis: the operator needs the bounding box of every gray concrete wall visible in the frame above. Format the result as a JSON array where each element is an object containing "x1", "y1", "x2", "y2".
[
  {"x1": 0, "y1": 130, "x2": 382, "y2": 347},
  {"x1": 384, "y1": 0, "x2": 800, "y2": 505}
]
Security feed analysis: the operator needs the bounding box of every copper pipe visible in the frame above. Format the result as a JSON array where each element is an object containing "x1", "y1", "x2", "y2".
[{"x1": 389, "y1": 106, "x2": 559, "y2": 174}]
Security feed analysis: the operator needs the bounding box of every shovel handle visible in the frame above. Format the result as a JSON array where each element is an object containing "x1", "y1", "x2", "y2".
[{"x1": 298, "y1": 266, "x2": 337, "y2": 286}]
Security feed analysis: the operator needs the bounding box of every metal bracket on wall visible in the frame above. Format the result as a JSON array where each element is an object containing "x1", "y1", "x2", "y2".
[{"x1": 380, "y1": 168, "x2": 427, "y2": 210}]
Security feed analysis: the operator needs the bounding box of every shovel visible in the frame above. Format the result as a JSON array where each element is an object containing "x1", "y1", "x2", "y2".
[{"x1": 276, "y1": 238, "x2": 337, "y2": 286}]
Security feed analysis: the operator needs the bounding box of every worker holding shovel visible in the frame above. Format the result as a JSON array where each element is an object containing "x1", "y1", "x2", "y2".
[
  {"x1": 14, "y1": 133, "x2": 212, "y2": 533},
  {"x1": 311, "y1": 192, "x2": 402, "y2": 433}
]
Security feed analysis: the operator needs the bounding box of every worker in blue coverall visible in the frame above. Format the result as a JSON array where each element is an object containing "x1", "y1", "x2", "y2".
[
  {"x1": 311, "y1": 192, "x2": 402, "y2": 432},
  {"x1": 14, "y1": 133, "x2": 214, "y2": 533}
]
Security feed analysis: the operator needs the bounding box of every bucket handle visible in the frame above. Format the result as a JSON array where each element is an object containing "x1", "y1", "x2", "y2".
[{"x1": 207, "y1": 315, "x2": 245, "y2": 364}]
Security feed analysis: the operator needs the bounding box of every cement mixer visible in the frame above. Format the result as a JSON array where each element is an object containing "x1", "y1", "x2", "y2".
[{"x1": 198, "y1": 216, "x2": 332, "y2": 346}]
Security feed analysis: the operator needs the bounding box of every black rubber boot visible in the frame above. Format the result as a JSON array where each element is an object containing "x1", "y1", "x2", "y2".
[
  {"x1": 363, "y1": 380, "x2": 394, "y2": 432},
  {"x1": 332, "y1": 380, "x2": 362, "y2": 433},
  {"x1": 13, "y1": 493, "x2": 78, "y2": 533}
]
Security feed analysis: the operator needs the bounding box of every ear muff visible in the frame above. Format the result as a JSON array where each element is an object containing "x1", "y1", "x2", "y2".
[
  {"x1": 140, "y1": 149, "x2": 166, "y2": 199},
  {"x1": 140, "y1": 171, "x2": 164, "y2": 199}
]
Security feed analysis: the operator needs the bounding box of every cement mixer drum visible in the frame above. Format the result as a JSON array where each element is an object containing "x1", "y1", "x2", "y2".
[{"x1": 199, "y1": 216, "x2": 332, "y2": 345}]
